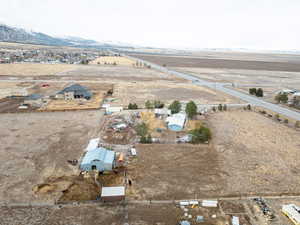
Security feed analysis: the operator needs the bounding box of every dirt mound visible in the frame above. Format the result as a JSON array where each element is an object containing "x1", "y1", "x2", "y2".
[{"x1": 33, "y1": 183, "x2": 56, "y2": 194}]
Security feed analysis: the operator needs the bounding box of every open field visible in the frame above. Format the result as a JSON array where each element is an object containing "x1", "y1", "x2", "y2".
[
  {"x1": 90, "y1": 56, "x2": 135, "y2": 65},
  {"x1": 174, "y1": 67, "x2": 300, "y2": 89},
  {"x1": 0, "y1": 64, "x2": 79, "y2": 76},
  {"x1": 0, "y1": 111, "x2": 103, "y2": 204},
  {"x1": 209, "y1": 111, "x2": 300, "y2": 196},
  {"x1": 0, "y1": 205, "x2": 124, "y2": 225},
  {"x1": 130, "y1": 53, "x2": 300, "y2": 72},
  {"x1": 127, "y1": 144, "x2": 225, "y2": 200},
  {"x1": 125, "y1": 110, "x2": 300, "y2": 200},
  {"x1": 112, "y1": 81, "x2": 242, "y2": 107}
]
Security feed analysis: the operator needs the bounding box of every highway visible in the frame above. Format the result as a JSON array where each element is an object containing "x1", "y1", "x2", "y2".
[{"x1": 127, "y1": 55, "x2": 300, "y2": 121}]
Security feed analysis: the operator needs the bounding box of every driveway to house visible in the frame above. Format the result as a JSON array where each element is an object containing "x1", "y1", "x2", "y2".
[{"x1": 127, "y1": 55, "x2": 300, "y2": 121}]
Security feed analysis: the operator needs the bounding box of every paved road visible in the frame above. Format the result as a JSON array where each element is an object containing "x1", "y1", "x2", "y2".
[{"x1": 128, "y1": 55, "x2": 300, "y2": 121}]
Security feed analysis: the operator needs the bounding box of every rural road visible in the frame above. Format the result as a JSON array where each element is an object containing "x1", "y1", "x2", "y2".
[{"x1": 128, "y1": 55, "x2": 300, "y2": 121}]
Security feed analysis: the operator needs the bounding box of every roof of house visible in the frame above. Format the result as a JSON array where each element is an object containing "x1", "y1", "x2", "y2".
[
  {"x1": 166, "y1": 113, "x2": 186, "y2": 127},
  {"x1": 57, "y1": 84, "x2": 92, "y2": 97},
  {"x1": 81, "y1": 147, "x2": 115, "y2": 165},
  {"x1": 101, "y1": 186, "x2": 125, "y2": 197},
  {"x1": 282, "y1": 204, "x2": 300, "y2": 223},
  {"x1": 25, "y1": 93, "x2": 43, "y2": 100}
]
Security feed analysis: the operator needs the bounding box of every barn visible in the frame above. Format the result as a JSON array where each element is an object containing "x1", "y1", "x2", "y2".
[
  {"x1": 80, "y1": 147, "x2": 115, "y2": 172},
  {"x1": 56, "y1": 84, "x2": 92, "y2": 100}
]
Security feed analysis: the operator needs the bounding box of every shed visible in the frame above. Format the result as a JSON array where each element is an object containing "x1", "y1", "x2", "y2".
[
  {"x1": 232, "y1": 216, "x2": 239, "y2": 225},
  {"x1": 282, "y1": 204, "x2": 300, "y2": 225},
  {"x1": 166, "y1": 113, "x2": 186, "y2": 131},
  {"x1": 106, "y1": 106, "x2": 123, "y2": 114},
  {"x1": 154, "y1": 108, "x2": 171, "y2": 116},
  {"x1": 202, "y1": 200, "x2": 218, "y2": 207},
  {"x1": 131, "y1": 148, "x2": 137, "y2": 156},
  {"x1": 85, "y1": 138, "x2": 100, "y2": 152},
  {"x1": 80, "y1": 147, "x2": 115, "y2": 172},
  {"x1": 101, "y1": 186, "x2": 125, "y2": 202}
]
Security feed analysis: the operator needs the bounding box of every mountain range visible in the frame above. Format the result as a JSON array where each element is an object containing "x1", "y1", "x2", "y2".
[{"x1": 0, "y1": 23, "x2": 134, "y2": 49}]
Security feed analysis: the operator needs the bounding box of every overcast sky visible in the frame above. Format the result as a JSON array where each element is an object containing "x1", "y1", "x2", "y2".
[{"x1": 1, "y1": 0, "x2": 300, "y2": 50}]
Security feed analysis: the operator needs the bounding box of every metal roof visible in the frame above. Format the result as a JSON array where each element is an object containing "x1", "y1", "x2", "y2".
[
  {"x1": 81, "y1": 147, "x2": 114, "y2": 165},
  {"x1": 25, "y1": 93, "x2": 43, "y2": 100},
  {"x1": 282, "y1": 204, "x2": 300, "y2": 223},
  {"x1": 85, "y1": 138, "x2": 100, "y2": 152},
  {"x1": 166, "y1": 113, "x2": 186, "y2": 127},
  {"x1": 57, "y1": 84, "x2": 92, "y2": 97},
  {"x1": 101, "y1": 186, "x2": 125, "y2": 197}
]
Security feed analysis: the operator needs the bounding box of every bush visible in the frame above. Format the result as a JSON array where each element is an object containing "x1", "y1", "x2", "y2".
[
  {"x1": 135, "y1": 122, "x2": 148, "y2": 137},
  {"x1": 189, "y1": 126, "x2": 212, "y2": 144},
  {"x1": 128, "y1": 103, "x2": 138, "y2": 110},
  {"x1": 223, "y1": 104, "x2": 227, "y2": 111},
  {"x1": 145, "y1": 100, "x2": 154, "y2": 109},
  {"x1": 247, "y1": 104, "x2": 251, "y2": 110},
  {"x1": 212, "y1": 106, "x2": 216, "y2": 112},
  {"x1": 154, "y1": 100, "x2": 164, "y2": 109},
  {"x1": 218, "y1": 104, "x2": 223, "y2": 111},
  {"x1": 256, "y1": 88, "x2": 264, "y2": 97},
  {"x1": 168, "y1": 100, "x2": 181, "y2": 114},
  {"x1": 249, "y1": 88, "x2": 257, "y2": 95},
  {"x1": 185, "y1": 101, "x2": 197, "y2": 119},
  {"x1": 295, "y1": 121, "x2": 300, "y2": 128},
  {"x1": 284, "y1": 119, "x2": 289, "y2": 124},
  {"x1": 275, "y1": 93, "x2": 288, "y2": 104}
]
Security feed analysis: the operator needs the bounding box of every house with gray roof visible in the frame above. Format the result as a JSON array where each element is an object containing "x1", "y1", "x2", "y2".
[{"x1": 56, "y1": 84, "x2": 92, "y2": 100}]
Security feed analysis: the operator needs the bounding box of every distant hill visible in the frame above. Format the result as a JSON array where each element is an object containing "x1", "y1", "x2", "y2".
[{"x1": 0, "y1": 23, "x2": 134, "y2": 48}]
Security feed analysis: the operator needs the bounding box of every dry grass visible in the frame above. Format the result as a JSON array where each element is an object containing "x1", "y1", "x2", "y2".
[
  {"x1": 43, "y1": 92, "x2": 104, "y2": 111},
  {"x1": 140, "y1": 111, "x2": 166, "y2": 132},
  {"x1": 90, "y1": 56, "x2": 135, "y2": 66},
  {"x1": 0, "y1": 63, "x2": 78, "y2": 76}
]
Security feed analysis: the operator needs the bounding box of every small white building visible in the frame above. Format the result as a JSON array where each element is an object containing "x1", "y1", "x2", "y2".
[
  {"x1": 106, "y1": 106, "x2": 123, "y2": 114},
  {"x1": 85, "y1": 138, "x2": 100, "y2": 152},
  {"x1": 101, "y1": 186, "x2": 125, "y2": 202},
  {"x1": 154, "y1": 108, "x2": 171, "y2": 116},
  {"x1": 282, "y1": 204, "x2": 300, "y2": 225},
  {"x1": 232, "y1": 216, "x2": 240, "y2": 225},
  {"x1": 202, "y1": 200, "x2": 218, "y2": 207}
]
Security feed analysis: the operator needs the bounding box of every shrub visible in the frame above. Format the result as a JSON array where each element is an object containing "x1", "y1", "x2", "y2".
[
  {"x1": 189, "y1": 126, "x2": 212, "y2": 144},
  {"x1": 154, "y1": 100, "x2": 164, "y2": 109},
  {"x1": 249, "y1": 88, "x2": 257, "y2": 95},
  {"x1": 247, "y1": 104, "x2": 251, "y2": 110},
  {"x1": 295, "y1": 121, "x2": 300, "y2": 128},
  {"x1": 275, "y1": 93, "x2": 288, "y2": 104},
  {"x1": 212, "y1": 106, "x2": 216, "y2": 112},
  {"x1": 223, "y1": 104, "x2": 227, "y2": 111},
  {"x1": 168, "y1": 100, "x2": 181, "y2": 114},
  {"x1": 218, "y1": 104, "x2": 223, "y2": 111},
  {"x1": 185, "y1": 101, "x2": 197, "y2": 119},
  {"x1": 256, "y1": 88, "x2": 264, "y2": 97},
  {"x1": 284, "y1": 119, "x2": 289, "y2": 124},
  {"x1": 145, "y1": 100, "x2": 154, "y2": 109},
  {"x1": 128, "y1": 103, "x2": 138, "y2": 110},
  {"x1": 135, "y1": 122, "x2": 148, "y2": 137}
]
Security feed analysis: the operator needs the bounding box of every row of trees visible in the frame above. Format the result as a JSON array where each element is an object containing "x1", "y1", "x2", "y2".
[
  {"x1": 249, "y1": 88, "x2": 264, "y2": 97},
  {"x1": 275, "y1": 93, "x2": 288, "y2": 104},
  {"x1": 145, "y1": 100, "x2": 164, "y2": 109},
  {"x1": 212, "y1": 104, "x2": 227, "y2": 112}
]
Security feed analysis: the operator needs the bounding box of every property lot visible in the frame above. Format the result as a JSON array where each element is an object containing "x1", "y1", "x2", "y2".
[
  {"x1": 130, "y1": 54, "x2": 300, "y2": 72},
  {"x1": 209, "y1": 111, "x2": 300, "y2": 196},
  {"x1": 0, "y1": 205, "x2": 124, "y2": 225},
  {"x1": 127, "y1": 144, "x2": 225, "y2": 200},
  {"x1": 57, "y1": 65, "x2": 178, "y2": 82},
  {"x1": 112, "y1": 81, "x2": 241, "y2": 107},
  {"x1": 173, "y1": 67, "x2": 300, "y2": 89},
  {"x1": 0, "y1": 110, "x2": 103, "y2": 204},
  {"x1": 0, "y1": 63, "x2": 78, "y2": 76}
]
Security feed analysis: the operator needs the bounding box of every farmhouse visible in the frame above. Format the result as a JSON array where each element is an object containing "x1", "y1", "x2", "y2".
[
  {"x1": 166, "y1": 113, "x2": 186, "y2": 131},
  {"x1": 56, "y1": 84, "x2": 92, "y2": 100},
  {"x1": 80, "y1": 147, "x2": 115, "y2": 172}
]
